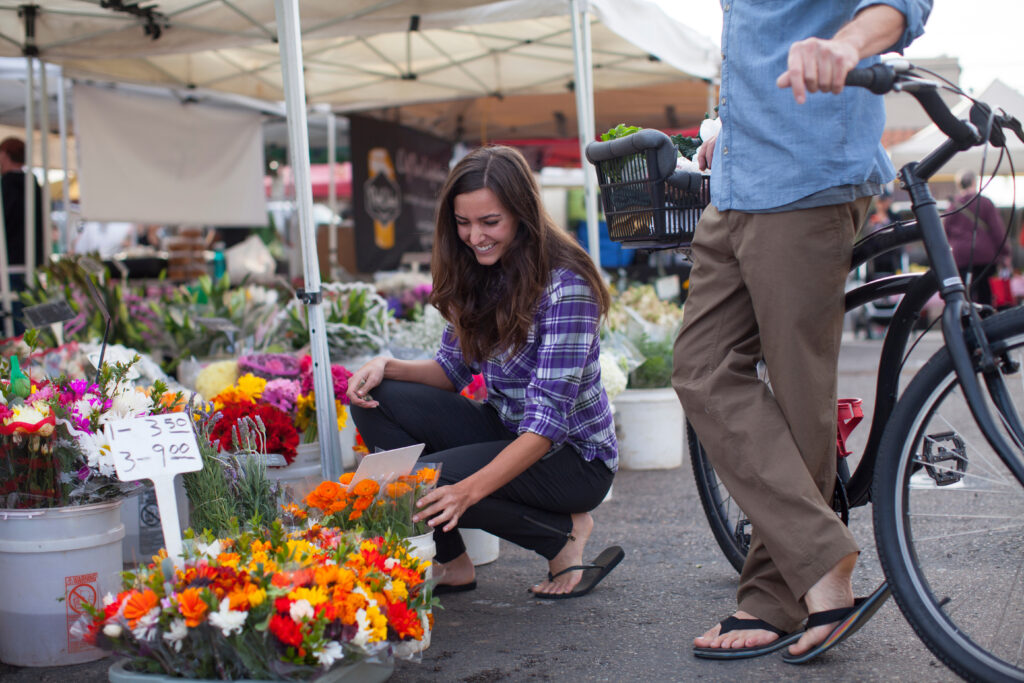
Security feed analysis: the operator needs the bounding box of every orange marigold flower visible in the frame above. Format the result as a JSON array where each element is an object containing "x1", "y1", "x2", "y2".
[
  {"x1": 216, "y1": 552, "x2": 241, "y2": 570},
  {"x1": 348, "y1": 509, "x2": 363, "y2": 521},
  {"x1": 386, "y1": 601, "x2": 423, "y2": 640},
  {"x1": 416, "y1": 467, "x2": 438, "y2": 484},
  {"x1": 339, "y1": 472, "x2": 355, "y2": 486},
  {"x1": 353, "y1": 496, "x2": 373, "y2": 512},
  {"x1": 123, "y1": 589, "x2": 159, "y2": 626},
  {"x1": 351, "y1": 479, "x2": 379, "y2": 497},
  {"x1": 177, "y1": 587, "x2": 208, "y2": 627}
]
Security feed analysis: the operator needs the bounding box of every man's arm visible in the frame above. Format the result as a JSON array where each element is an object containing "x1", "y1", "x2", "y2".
[{"x1": 776, "y1": 4, "x2": 907, "y2": 104}]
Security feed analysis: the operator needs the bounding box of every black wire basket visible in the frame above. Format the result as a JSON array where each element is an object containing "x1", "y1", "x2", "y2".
[{"x1": 585, "y1": 129, "x2": 710, "y2": 250}]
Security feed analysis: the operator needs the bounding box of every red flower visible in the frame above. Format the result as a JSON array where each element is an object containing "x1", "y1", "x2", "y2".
[
  {"x1": 269, "y1": 613, "x2": 303, "y2": 648},
  {"x1": 210, "y1": 401, "x2": 299, "y2": 464},
  {"x1": 385, "y1": 601, "x2": 422, "y2": 640}
]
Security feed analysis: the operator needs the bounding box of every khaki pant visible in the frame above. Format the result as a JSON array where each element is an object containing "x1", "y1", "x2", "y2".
[{"x1": 672, "y1": 199, "x2": 868, "y2": 632}]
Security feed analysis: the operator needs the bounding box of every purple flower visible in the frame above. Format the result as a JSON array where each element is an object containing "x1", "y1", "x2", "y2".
[
  {"x1": 77, "y1": 465, "x2": 90, "y2": 481},
  {"x1": 238, "y1": 353, "x2": 301, "y2": 380},
  {"x1": 262, "y1": 379, "x2": 300, "y2": 415}
]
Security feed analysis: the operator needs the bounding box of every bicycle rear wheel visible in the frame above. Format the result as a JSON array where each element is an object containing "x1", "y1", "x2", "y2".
[
  {"x1": 873, "y1": 308, "x2": 1024, "y2": 681},
  {"x1": 688, "y1": 420, "x2": 749, "y2": 573}
]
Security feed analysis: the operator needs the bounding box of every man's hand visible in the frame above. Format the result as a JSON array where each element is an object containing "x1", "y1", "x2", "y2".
[
  {"x1": 776, "y1": 4, "x2": 906, "y2": 104},
  {"x1": 776, "y1": 38, "x2": 859, "y2": 104},
  {"x1": 697, "y1": 134, "x2": 717, "y2": 171}
]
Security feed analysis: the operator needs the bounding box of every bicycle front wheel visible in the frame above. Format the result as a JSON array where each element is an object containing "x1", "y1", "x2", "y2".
[{"x1": 874, "y1": 307, "x2": 1024, "y2": 682}]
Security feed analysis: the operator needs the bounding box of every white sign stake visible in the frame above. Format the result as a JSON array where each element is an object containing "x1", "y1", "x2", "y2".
[{"x1": 107, "y1": 414, "x2": 203, "y2": 567}]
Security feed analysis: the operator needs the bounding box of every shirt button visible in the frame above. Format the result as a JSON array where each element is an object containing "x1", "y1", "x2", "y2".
[
  {"x1": 723, "y1": 147, "x2": 729, "y2": 155},
  {"x1": 721, "y1": 53, "x2": 726, "y2": 61},
  {"x1": 721, "y1": 96, "x2": 726, "y2": 105},
  {"x1": 723, "y1": 3, "x2": 730, "y2": 10}
]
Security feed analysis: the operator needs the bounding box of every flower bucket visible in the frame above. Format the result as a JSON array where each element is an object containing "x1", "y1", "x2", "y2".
[
  {"x1": 0, "y1": 500, "x2": 125, "y2": 666},
  {"x1": 119, "y1": 488, "x2": 143, "y2": 566},
  {"x1": 462, "y1": 528, "x2": 500, "y2": 566},
  {"x1": 108, "y1": 657, "x2": 395, "y2": 683},
  {"x1": 613, "y1": 387, "x2": 684, "y2": 469}
]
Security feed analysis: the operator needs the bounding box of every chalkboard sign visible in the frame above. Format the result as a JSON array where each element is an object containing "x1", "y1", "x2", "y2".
[{"x1": 22, "y1": 299, "x2": 76, "y2": 328}]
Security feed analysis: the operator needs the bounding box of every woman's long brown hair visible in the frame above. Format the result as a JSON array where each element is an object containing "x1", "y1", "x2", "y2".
[{"x1": 430, "y1": 145, "x2": 610, "y2": 364}]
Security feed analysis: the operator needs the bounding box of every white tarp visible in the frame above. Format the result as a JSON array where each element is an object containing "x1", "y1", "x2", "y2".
[
  {"x1": 0, "y1": 1, "x2": 719, "y2": 136},
  {"x1": 73, "y1": 84, "x2": 267, "y2": 225}
]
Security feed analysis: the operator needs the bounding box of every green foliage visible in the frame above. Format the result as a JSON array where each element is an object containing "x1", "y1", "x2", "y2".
[
  {"x1": 273, "y1": 282, "x2": 391, "y2": 360},
  {"x1": 629, "y1": 334, "x2": 674, "y2": 389},
  {"x1": 600, "y1": 123, "x2": 642, "y2": 141},
  {"x1": 670, "y1": 133, "x2": 702, "y2": 160}
]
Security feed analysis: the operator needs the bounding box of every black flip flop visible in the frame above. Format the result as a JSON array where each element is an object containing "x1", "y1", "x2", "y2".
[
  {"x1": 531, "y1": 545, "x2": 624, "y2": 600},
  {"x1": 781, "y1": 582, "x2": 891, "y2": 664},
  {"x1": 432, "y1": 580, "x2": 477, "y2": 595},
  {"x1": 692, "y1": 617, "x2": 803, "y2": 660}
]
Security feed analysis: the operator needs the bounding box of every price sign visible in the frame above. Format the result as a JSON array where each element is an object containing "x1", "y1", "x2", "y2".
[{"x1": 107, "y1": 414, "x2": 203, "y2": 566}]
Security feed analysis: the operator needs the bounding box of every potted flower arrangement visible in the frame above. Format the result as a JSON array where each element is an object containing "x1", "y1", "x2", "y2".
[
  {"x1": 77, "y1": 519, "x2": 432, "y2": 682},
  {"x1": 604, "y1": 284, "x2": 686, "y2": 470},
  {"x1": 0, "y1": 339, "x2": 186, "y2": 667}
]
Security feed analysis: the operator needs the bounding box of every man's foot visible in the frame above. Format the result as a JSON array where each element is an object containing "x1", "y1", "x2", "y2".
[
  {"x1": 693, "y1": 611, "x2": 784, "y2": 650},
  {"x1": 434, "y1": 551, "x2": 475, "y2": 589},
  {"x1": 529, "y1": 512, "x2": 593, "y2": 597},
  {"x1": 787, "y1": 551, "x2": 857, "y2": 656}
]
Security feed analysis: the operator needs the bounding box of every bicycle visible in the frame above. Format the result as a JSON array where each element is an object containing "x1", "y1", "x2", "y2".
[{"x1": 586, "y1": 61, "x2": 1024, "y2": 681}]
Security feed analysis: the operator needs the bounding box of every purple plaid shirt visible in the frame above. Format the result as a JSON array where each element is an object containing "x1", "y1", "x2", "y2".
[{"x1": 435, "y1": 268, "x2": 617, "y2": 471}]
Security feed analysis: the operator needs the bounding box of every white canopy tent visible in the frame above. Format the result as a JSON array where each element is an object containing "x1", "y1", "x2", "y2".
[{"x1": 0, "y1": 0, "x2": 720, "y2": 478}]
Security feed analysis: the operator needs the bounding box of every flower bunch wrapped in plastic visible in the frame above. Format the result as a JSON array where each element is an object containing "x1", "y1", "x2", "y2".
[
  {"x1": 238, "y1": 353, "x2": 302, "y2": 381},
  {"x1": 74, "y1": 520, "x2": 434, "y2": 680},
  {"x1": 302, "y1": 466, "x2": 442, "y2": 539},
  {"x1": 294, "y1": 356, "x2": 351, "y2": 443},
  {"x1": 0, "y1": 340, "x2": 185, "y2": 508}
]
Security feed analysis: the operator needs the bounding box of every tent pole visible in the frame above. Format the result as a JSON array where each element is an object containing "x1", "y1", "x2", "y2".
[
  {"x1": 58, "y1": 73, "x2": 71, "y2": 253},
  {"x1": 570, "y1": 0, "x2": 601, "y2": 269},
  {"x1": 327, "y1": 110, "x2": 338, "y2": 279},
  {"x1": 38, "y1": 61, "x2": 52, "y2": 262},
  {"x1": 24, "y1": 56, "x2": 35, "y2": 284},
  {"x1": 274, "y1": 0, "x2": 345, "y2": 477}
]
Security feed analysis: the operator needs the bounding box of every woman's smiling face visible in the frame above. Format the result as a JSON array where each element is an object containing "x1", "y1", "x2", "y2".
[{"x1": 454, "y1": 188, "x2": 517, "y2": 266}]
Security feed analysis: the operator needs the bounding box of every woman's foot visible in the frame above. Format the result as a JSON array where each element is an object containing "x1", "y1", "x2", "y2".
[
  {"x1": 529, "y1": 512, "x2": 594, "y2": 597},
  {"x1": 693, "y1": 611, "x2": 783, "y2": 650},
  {"x1": 434, "y1": 551, "x2": 475, "y2": 589},
  {"x1": 787, "y1": 551, "x2": 858, "y2": 656}
]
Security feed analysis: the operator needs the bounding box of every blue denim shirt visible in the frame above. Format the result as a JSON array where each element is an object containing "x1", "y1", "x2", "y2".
[{"x1": 712, "y1": 0, "x2": 931, "y2": 212}]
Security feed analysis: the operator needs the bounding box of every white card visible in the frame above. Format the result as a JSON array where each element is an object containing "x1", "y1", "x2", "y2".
[
  {"x1": 346, "y1": 443, "x2": 425, "y2": 490},
  {"x1": 107, "y1": 414, "x2": 203, "y2": 567}
]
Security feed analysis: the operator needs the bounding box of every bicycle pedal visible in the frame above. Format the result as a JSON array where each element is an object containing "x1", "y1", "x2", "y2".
[{"x1": 920, "y1": 431, "x2": 968, "y2": 486}]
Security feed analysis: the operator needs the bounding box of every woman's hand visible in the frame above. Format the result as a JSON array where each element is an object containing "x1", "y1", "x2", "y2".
[
  {"x1": 413, "y1": 483, "x2": 478, "y2": 533},
  {"x1": 346, "y1": 357, "x2": 388, "y2": 408}
]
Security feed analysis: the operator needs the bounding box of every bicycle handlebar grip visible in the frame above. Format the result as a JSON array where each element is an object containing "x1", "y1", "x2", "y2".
[
  {"x1": 585, "y1": 128, "x2": 678, "y2": 182},
  {"x1": 915, "y1": 89, "x2": 981, "y2": 148},
  {"x1": 845, "y1": 63, "x2": 896, "y2": 95}
]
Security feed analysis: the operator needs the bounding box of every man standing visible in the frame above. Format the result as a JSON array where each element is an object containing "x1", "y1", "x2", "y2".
[
  {"x1": 943, "y1": 169, "x2": 1011, "y2": 308},
  {"x1": 0, "y1": 136, "x2": 43, "y2": 334},
  {"x1": 672, "y1": 0, "x2": 930, "y2": 663}
]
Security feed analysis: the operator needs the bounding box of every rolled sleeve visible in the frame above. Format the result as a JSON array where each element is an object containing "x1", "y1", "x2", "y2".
[
  {"x1": 519, "y1": 277, "x2": 600, "y2": 445},
  {"x1": 434, "y1": 323, "x2": 475, "y2": 392},
  {"x1": 856, "y1": 0, "x2": 932, "y2": 54}
]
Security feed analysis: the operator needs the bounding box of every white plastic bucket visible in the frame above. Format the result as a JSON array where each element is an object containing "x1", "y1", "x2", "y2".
[
  {"x1": 0, "y1": 500, "x2": 125, "y2": 666},
  {"x1": 462, "y1": 528, "x2": 500, "y2": 566},
  {"x1": 267, "y1": 441, "x2": 322, "y2": 503},
  {"x1": 613, "y1": 387, "x2": 684, "y2": 469},
  {"x1": 120, "y1": 489, "x2": 143, "y2": 566}
]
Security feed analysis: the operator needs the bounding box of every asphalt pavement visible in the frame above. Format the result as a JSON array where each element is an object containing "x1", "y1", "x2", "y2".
[{"x1": 0, "y1": 333, "x2": 963, "y2": 682}]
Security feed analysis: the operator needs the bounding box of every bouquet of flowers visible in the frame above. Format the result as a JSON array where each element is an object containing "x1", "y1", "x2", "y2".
[
  {"x1": 301, "y1": 466, "x2": 442, "y2": 539},
  {"x1": 0, "y1": 336, "x2": 185, "y2": 509},
  {"x1": 208, "y1": 373, "x2": 301, "y2": 465},
  {"x1": 75, "y1": 520, "x2": 433, "y2": 680}
]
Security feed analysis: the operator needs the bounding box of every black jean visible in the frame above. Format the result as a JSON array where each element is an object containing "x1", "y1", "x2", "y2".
[{"x1": 350, "y1": 380, "x2": 614, "y2": 563}]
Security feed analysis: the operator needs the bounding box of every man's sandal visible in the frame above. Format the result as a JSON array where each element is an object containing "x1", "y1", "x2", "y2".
[{"x1": 692, "y1": 617, "x2": 803, "y2": 660}]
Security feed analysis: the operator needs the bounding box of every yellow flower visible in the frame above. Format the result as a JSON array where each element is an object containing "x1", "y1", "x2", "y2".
[
  {"x1": 365, "y1": 604, "x2": 388, "y2": 642},
  {"x1": 247, "y1": 587, "x2": 266, "y2": 607},
  {"x1": 236, "y1": 374, "x2": 267, "y2": 401},
  {"x1": 216, "y1": 552, "x2": 240, "y2": 570},
  {"x1": 195, "y1": 360, "x2": 239, "y2": 400},
  {"x1": 335, "y1": 402, "x2": 348, "y2": 431},
  {"x1": 386, "y1": 579, "x2": 408, "y2": 603},
  {"x1": 289, "y1": 585, "x2": 328, "y2": 606}
]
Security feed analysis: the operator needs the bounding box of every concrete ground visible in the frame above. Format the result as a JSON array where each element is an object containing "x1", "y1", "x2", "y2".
[{"x1": 0, "y1": 333, "x2": 968, "y2": 682}]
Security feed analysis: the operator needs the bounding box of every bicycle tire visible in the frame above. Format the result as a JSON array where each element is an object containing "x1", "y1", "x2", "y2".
[
  {"x1": 873, "y1": 307, "x2": 1024, "y2": 681},
  {"x1": 688, "y1": 420, "x2": 749, "y2": 573}
]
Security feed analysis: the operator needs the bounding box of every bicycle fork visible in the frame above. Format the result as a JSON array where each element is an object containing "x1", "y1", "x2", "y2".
[{"x1": 902, "y1": 160, "x2": 1024, "y2": 486}]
